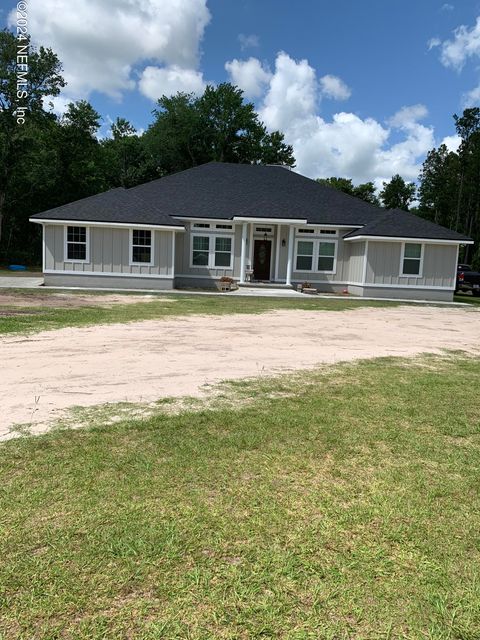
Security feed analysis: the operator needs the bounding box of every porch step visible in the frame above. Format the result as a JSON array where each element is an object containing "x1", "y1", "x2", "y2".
[{"x1": 238, "y1": 282, "x2": 293, "y2": 289}]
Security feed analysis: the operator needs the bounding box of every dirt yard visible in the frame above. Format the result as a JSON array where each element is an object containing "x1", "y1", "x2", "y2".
[{"x1": 1, "y1": 305, "x2": 480, "y2": 440}]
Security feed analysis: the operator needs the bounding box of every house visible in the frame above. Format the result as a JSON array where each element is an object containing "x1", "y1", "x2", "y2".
[{"x1": 30, "y1": 162, "x2": 473, "y2": 301}]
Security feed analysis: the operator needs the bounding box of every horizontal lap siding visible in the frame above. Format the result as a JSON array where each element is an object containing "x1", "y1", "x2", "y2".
[
  {"x1": 366, "y1": 241, "x2": 457, "y2": 288},
  {"x1": 44, "y1": 225, "x2": 173, "y2": 276}
]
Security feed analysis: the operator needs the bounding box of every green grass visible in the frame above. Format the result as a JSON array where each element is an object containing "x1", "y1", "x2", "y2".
[
  {"x1": 455, "y1": 292, "x2": 480, "y2": 306},
  {"x1": 1, "y1": 355, "x2": 480, "y2": 639},
  {"x1": 0, "y1": 290, "x2": 399, "y2": 335}
]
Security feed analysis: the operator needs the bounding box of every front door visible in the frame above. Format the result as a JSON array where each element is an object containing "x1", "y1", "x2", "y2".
[{"x1": 253, "y1": 239, "x2": 272, "y2": 281}]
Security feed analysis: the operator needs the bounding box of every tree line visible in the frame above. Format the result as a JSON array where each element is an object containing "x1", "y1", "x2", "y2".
[{"x1": 1, "y1": 29, "x2": 479, "y2": 268}]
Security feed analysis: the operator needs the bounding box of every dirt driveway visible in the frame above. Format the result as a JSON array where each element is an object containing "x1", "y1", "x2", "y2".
[{"x1": 1, "y1": 305, "x2": 480, "y2": 440}]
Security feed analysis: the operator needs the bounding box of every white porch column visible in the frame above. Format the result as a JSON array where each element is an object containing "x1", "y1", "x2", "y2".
[
  {"x1": 240, "y1": 222, "x2": 248, "y2": 284},
  {"x1": 286, "y1": 225, "x2": 294, "y2": 286},
  {"x1": 171, "y1": 231, "x2": 176, "y2": 278}
]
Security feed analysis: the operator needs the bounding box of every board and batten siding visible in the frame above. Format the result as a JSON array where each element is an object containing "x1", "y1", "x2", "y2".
[
  {"x1": 365, "y1": 241, "x2": 457, "y2": 288},
  {"x1": 346, "y1": 240, "x2": 365, "y2": 284},
  {"x1": 289, "y1": 228, "x2": 357, "y2": 283},
  {"x1": 44, "y1": 224, "x2": 174, "y2": 276},
  {"x1": 175, "y1": 221, "x2": 241, "y2": 279}
]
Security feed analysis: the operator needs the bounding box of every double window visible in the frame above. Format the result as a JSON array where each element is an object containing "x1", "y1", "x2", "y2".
[
  {"x1": 66, "y1": 226, "x2": 88, "y2": 262},
  {"x1": 192, "y1": 234, "x2": 234, "y2": 269},
  {"x1": 401, "y1": 243, "x2": 423, "y2": 277},
  {"x1": 131, "y1": 229, "x2": 153, "y2": 265},
  {"x1": 295, "y1": 239, "x2": 337, "y2": 273}
]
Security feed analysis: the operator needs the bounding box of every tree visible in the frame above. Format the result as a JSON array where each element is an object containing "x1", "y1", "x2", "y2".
[
  {"x1": 143, "y1": 83, "x2": 294, "y2": 174},
  {"x1": 53, "y1": 101, "x2": 107, "y2": 204},
  {"x1": 352, "y1": 181, "x2": 380, "y2": 206},
  {"x1": 102, "y1": 118, "x2": 158, "y2": 188},
  {"x1": 379, "y1": 174, "x2": 416, "y2": 210},
  {"x1": 316, "y1": 177, "x2": 380, "y2": 205},
  {"x1": 0, "y1": 30, "x2": 65, "y2": 244},
  {"x1": 316, "y1": 177, "x2": 354, "y2": 195}
]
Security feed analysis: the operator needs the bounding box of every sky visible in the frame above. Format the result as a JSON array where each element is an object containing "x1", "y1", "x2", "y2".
[{"x1": 3, "y1": 0, "x2": 480, "y2": 187}]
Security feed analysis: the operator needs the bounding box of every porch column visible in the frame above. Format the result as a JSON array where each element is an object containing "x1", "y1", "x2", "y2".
[
  {"x1": 240, "y1": 222, "x2": 248, "y2": 284},
  {"x1": 286, "y1": 225, "x2": 294, "y2": 286}
]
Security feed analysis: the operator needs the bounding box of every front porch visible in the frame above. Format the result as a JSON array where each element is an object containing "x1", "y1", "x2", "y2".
[{"x1": 236, "y1": 219, "x2": 299, "y2": 286}]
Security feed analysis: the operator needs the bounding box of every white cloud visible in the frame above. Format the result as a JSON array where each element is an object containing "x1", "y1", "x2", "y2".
[
  {"x1": 441, "y1": 3, "x2": 454, "y2": 11},
  {"x1": 439, "y1": 16, "x2": 480, "y2": 70},
  {"x1": 259, "y1": 53, "x2": 435, "y2": 184},
  {"x1": 139, "y1": 66, "x2": 206, "y2": 101},
  {"x1": 238, "y1": 34, "x2": 260, "y2": 50},
  {"x1": 225, "y1": 58, "x2": 272, "y2": 99},
  {"x1": 464, "y1": 83, "x2": 480, "y2": 106},
  {"x1": 43, "y1": 95, "x2": 72, "y2": 116},
  {"x1": 427, "y1": 37, "x2": 441, "y2": 50},
  {"x1": 261, "y1": 52, "x2": 318, "y2": 132},
  {"x1": 319, "y1": 74, "x2": 351, "y2": 101},
  {"x1": 10, "y1": 0, "x2": 211, "y2": 100},
  {"x1": 441, "y1": 134, "x2": 462, "y2": 152},
  {"x1": 388, "y1": 104, "x2": 428, "y2": 128}
]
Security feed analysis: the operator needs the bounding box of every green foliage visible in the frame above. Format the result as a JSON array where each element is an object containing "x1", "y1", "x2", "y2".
[
  {"x1": 2, "y1": 355, "x2": 480, "y2": 637},
  {"x1": 316, "y1": 176, "x2": 380, "y2": 205},
  {"x1": 379, "y1": 174, "x2": 416, "y2": 210},
  {"x1": 418, "y1": 108, "x2": 480, "y2": 262},
  {"x1": 0, "y1": 30, "x2": 65, "y2": 253},
  {"x1": 143, "y1": 83, "x2": 295, "y2": 172}
]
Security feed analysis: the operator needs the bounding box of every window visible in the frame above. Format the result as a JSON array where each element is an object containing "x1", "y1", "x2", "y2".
[
  {"x1": 255, "y1": 227, "x2": 272, "y2": 233},
  {"x1": 216, "y1": 224, "x2": 232, "y2": 229},
  {"x1": 296, "y1": 241, "x2": 314, "y2": 271},
  {"x1": 401, "y1": 243, "x2": 423, "y2": 276},
  {"x1": 191, "y1": 234, "x2": 234, "y2": 268},
  {"x1": 318, "y1": 242, "x2": 336, "y2": 271},
  {"x1": 66, "y1": 226, "x2": 88, "y2": 261},
  {"x1": 298, "y1": 228, "x2": 314, "y2": 234},
  {"x1": 192, "y1": 235, "x2": 210, "y2": 266},
  {"x1": 294, "y1": 239, "x2": 337, "y2": 273},
  {"x1": 320, "y1": 229, "x2": 337, "y2": 235},
  {"x1": 193, "y1": 223, "x2": 210, "y2": 228},
  {"x1": 131, "y1": 229, "x2": 152, "y2": 264},
  {"x1": 215, "y1": 237, "x2": 232, "y2": 267}
]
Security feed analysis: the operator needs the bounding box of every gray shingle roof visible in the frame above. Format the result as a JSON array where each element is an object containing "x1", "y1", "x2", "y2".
[
  {"x1": 30, "y1": 188, "x2": 184, "y2": 228},
  {"x1": 132, "y1": 162, "x2": 384, "y2": 225},
  {"x1": 30, "y1": 162, "x2": 473, "y2": 243},
  {"x1": 344, "y1": 209, "x2": 472, "y2": 242}
]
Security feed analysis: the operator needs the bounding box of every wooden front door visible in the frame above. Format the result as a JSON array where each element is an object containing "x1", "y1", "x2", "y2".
[{"x1": 253, "y1": 239, "x2": 272, "y2": 281}]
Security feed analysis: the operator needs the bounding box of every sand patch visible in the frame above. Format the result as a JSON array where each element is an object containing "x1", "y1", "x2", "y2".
[{"x1": 1, "y1": 305, "x2": 479, "y2": 440}]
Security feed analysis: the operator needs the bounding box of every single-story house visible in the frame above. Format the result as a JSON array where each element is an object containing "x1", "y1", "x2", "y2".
[{"x1": 30, "y1": 162, "x2": 473, "y2": 301}]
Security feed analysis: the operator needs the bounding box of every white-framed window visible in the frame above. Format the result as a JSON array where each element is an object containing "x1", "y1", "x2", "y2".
[
  {"x1": 317, "y1": 241, "x2": 336, "y2": 272},
  {"x1": 193, "y1": 223, "x2": 210, "y2": 228},
  {"x1": 65, "y1": 225, "x2": 89, "y2": 262},
  {"x1": 191, "y1": 233, "x2": 234, "y2": 269},
  {"x1": 298, "y1": 228, "x2": 315, "y2": 234},
  {"x1": 130, "y1": 229, "x2": 154, "y2": 266},
  {"x1": 214, "y1": 236, "x2": 232, "y2": 266},
  {"x1": 216, "y1": 224, "x2": 232, "y2": 230},
  {"x1": 400, "y1": 242, "x2": 423, "y2": 277},
  {"x1": 294, "y1": 238, "x2": 337, "y2": 274},
  {"x1": 255, "y1": 227, "x2": 273, "y2": 234},
  {"x1": 319, "y1": 229, "x2": 337, "y2": 235},
  {"x1": 295, "y1": 240, "x2": 314, "y2": 271}
]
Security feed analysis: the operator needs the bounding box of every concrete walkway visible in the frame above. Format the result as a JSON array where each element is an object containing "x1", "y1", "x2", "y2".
[
  {"x1": 0, "y1": 276, "x2": 44, "y2": 288},
  {"x1": 0, "y1": 277, "x2": 470, "y2": 305}
]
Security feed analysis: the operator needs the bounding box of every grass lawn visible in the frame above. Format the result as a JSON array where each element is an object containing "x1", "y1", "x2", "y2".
[
  {"x1": 0, "y1": 290, "x2": 400, "y2": 335},
  {"x1": 1, "y1": 355, "x2": 480, "y2": 639}
]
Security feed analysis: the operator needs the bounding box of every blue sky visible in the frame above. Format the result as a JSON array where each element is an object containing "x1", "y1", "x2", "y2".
[{"x1": 3, "y1": 0, "x2": 480, "y2": 184}]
